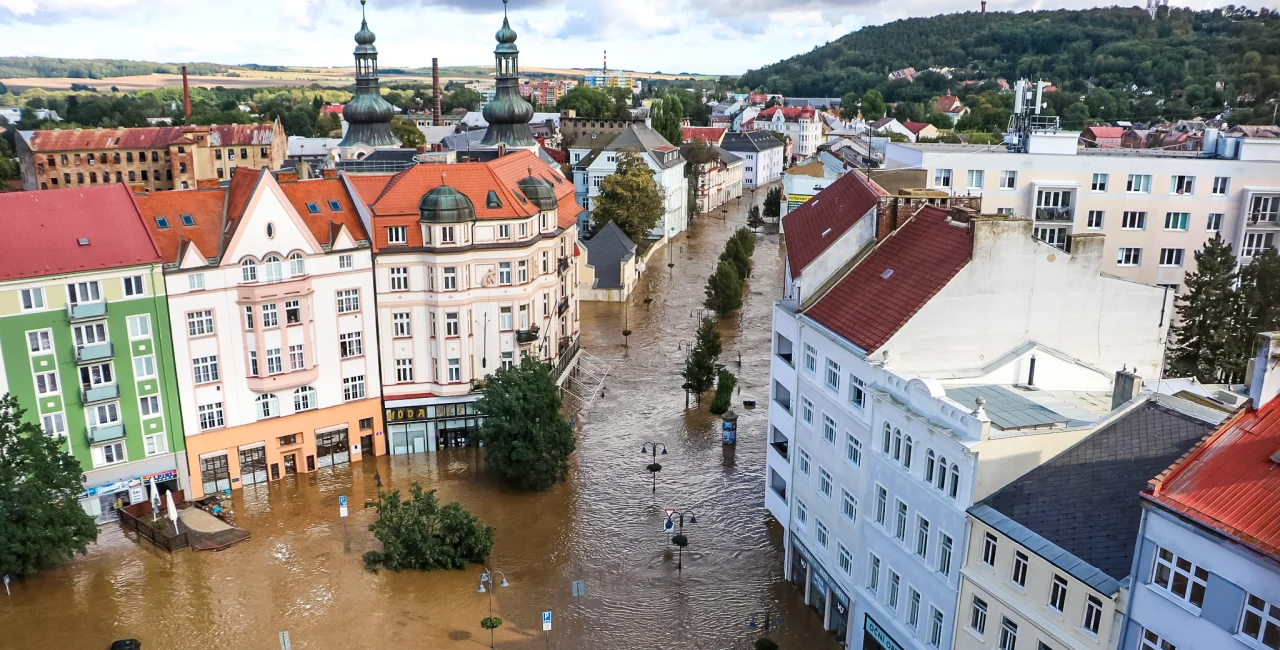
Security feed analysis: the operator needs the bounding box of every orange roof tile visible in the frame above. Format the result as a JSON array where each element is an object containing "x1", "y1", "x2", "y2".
[
  {"x1": 24, "y1": 123, "x2": 279, "y2": 152},
  {"x1": 278, "y1": 178, "x2": 371, "y2": 246},
  {"x1": 135, "y1": 188, "x2": 227, "y2": 264}
]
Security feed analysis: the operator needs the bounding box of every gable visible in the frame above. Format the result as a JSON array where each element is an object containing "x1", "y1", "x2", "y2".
[
  {"x1": 221, "y1": 174, "x2": 324, "y2": 265},
  {"x1": 331, "y1": 223, "x2": 359, "y2": 252},
  {"x1": 178, "y1": 241, "x2": 211, "y2": 270}
]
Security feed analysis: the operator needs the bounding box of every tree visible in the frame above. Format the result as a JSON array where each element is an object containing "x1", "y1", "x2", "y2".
[
  {"x1": 1169, "y1": 236, "x2": 1249, "y2": 383},
  {"x1": 0, "y1": 394, "x2": 98, "y2": 578},
  {"x1": 442, "y1": 88, "x2": 483, "y2": 113},
  {"x1": 704, "y1": 260, "x2": 743, "y2": 317},
  {"x1": 892, "y1": 101, "x2": 925, "y2": 124},
  {"x1": 362, "y1": 482, "x2": 493, "y2": 572},
  {"x1": 0, "y1": 136, "x2": 19, "y2": 186},
  {"x1": 477, "y1": 355, "x2": 576, "y2": 491},
  {"x1": 924, "y1": 112, "x2": 954, "y2": 130},
  {"x1": 721, "y1": 235, "x2": 752, "y2": 280},
  {"x1": 683, "y1": 316, "x2": 722, "y2": 394},
  {"x1": 747, "y1": 205, "x2": 764, "y2": 231},
  {"x1": 592, "y1": 151, "x2": 664, "y2": 245},
  {"x1": 764, "y1": 187, "x2": 782, "y2": 221},
  {"x1": 1242, "y1": 246, "x2": 1280, "y2": 336},
  {"x1": 709, "y1": 369, "x2": 737, "y2": 415},
  {"x1": 731, "y1": 226, "x2": 756, "y2": 258},
  {"x1": 860, "y1": 89, "x2": 886, "y2": 121},
  {"x1": 315, "y1": 112, "x2": 342, "y2": 138},
  {"x1": 654, "y1": 91, "x2": 685, "y2": 145},
  {"x1": 557, "y1": 85, "x2": 616, "y2": 119},
  {"x1": 391, "y1": 116, "x2": 425, "y2": 148}
]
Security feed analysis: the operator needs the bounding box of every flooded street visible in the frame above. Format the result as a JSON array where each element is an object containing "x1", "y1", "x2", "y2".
[{"x1": 2, "y1": 189, "x2": 839, "y2": 650}]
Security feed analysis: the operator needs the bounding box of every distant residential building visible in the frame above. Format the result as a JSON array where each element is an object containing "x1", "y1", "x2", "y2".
[
  {"x1": 579, "y1": 221, "x2": 638, "y2": 302},
  {"x1": 1225, "y1": 124, "x2": 1280, "y2": 138},
  {"x1": 1122, "y1": 129, "x2": 1152, "y2": 149},
  {"x1": 16, "y1": 121, "x2": 287, "y2": 192},
  {"x1": 889, "y1": 67, "x2": 917, "y2": 82},
  {"x1": 583, "y1": 73, "x2": 642, "y2": 95},
  {"x1": 557, "y1": 109, "x2": 647, "y2": 145},
  {"x1": 569, "y1": 124, "x2": 688, "y2": 240},
  {"x1": 754, "y1": 105, "x2": 823, "y2": 158},
  {"x1": 782, "y1": 158, "x2": 841, "y2": 218},
  {"x1": 721, "y1": 130, "x2": 785, "y2": 189},
  {"x1": 0, "y1": 107, "x2": 60, "y2": 124},
  {"x1": 0, "y1": 185, "x2": 188, "y2": 523},
  {"x1": 933, "y1": 93, "x2": 968, "y2": 123},
  {"x1": 683, "y1": 144, "x2": 743, "y2": 214},
  {"x1": 1081, "y1": 125, "x2": 1125, "y2": 148},
  {"x1": 681, "y1": 126, "x2": 728, "y2": 146},
  {"x1": 520, "y1": 79, "x2": 576, "y2": 106},
  {"x1": 1122, "y1": 332, "x2": 1280, "y2": 650},
  {"x1": 901, "y1": 121, "x2": 939, "y2": 142},
  {"x1": 870, "y1": 117, "x2": 913, "y2": 141},
  {"x1": 287, "y1": 136, "x2": 342, "y2": 166}
]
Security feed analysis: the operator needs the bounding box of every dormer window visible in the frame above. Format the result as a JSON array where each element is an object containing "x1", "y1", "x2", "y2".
[
  {"x1": 440, "y1": 226, "x2": 456, "y2": 244},
  {"x1": 305, "y1": 202, "x2": 320, "y2": 214}
]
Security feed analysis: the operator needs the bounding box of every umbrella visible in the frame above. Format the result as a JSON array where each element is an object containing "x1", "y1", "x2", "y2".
[
  {"x1": 166, "y1": 490, "x2": 179, "y2": 535},
  {"x1": 149, "y1": 480, "x2": 161, "y2": 522}
]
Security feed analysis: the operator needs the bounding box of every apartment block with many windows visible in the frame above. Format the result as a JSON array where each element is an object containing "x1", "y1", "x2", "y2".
[
  {"x1": 136, "y1": 167, "x2": 382, "y2": 499},
  {"x1": 0, "y1": 186, "x2": 188, "y2": 523}
]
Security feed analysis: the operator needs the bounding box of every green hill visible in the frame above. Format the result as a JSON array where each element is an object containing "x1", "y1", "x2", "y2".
[
  {"x1": 740, "y1": 6, "x2": 1279, "y2": 124},
  {"x1": 0, "y1": 56, "x2": 226, "y2": 79}
]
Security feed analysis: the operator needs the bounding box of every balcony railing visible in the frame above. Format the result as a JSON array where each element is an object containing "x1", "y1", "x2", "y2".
[
  {"x1": 88, "y1": 423, "x2": 126, "y2": 445},
  {"x1": 76, "y1": 341, "x2": 114, "y2": 364},
  {"x1": 516, "y1": 326, "x2": 540, "y2": 344},
  {"x1": 67, "y1": 301, "x2": 108, "y2": 322},
  {"x1": 1249, "y1": 211, "x2": 1280, "y2": 226},
  {"x1": 557, "y1": 296, "x2": 570, "y2": 316},
  {"x1": 1035, "y1": 207, "x2": 1074, "y2": 222},
  {"x1": 774, "y1": 395, "x2": 792, "y2": 414},
  {"x1": 557, "y1": 256, "x2": 571, "y2": 274},
  {"x1": 81, "y1": 383, "x2": 120, "y2": 405},
  {"x1": 770, "y1": 484, "x2": 787, "y2": 502},
  {"x1": 770, "y1": 440, "x2": 790, "y2": 461},
  {"x1": 777, "y1": 352, "x2": 793, "y2": 367}
]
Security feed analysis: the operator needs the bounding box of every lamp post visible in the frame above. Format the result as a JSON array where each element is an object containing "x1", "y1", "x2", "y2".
[
  {"x1": 664, "y1": 510, "x2": 697, "y2": 573},
  {"x1": 677, "y1": 339, "x2": 693, "y2": 409},
  {"x1": 641, "y1": 442, "x2": 667, "y2": 494},
  {"x1": 478, "y1": 567, "x2": 509, "y2": 649}
]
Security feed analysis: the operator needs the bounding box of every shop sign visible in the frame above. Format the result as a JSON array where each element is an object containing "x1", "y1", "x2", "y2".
[
  {"x1": 143, "y1": 470, "x2": 177, "y2": 484},
  {"x1": 80, "y1": 477, "x2": 141, "y2": 499},
  {"x1": 787, "y1": 194, "x2": 816, "y2": 205},
  {"x1": 811, "y1": 567, "x2": 828, "y2": 595},
  {"x1": 865, "y1": 614, "x2": 905, "y2": 650},
  {"x1": 385, "y1": 407, "x2": 429, "y2": 423}
]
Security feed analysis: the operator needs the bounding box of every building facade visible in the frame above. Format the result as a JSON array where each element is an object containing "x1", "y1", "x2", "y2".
[
  {"x1": 17, "y1": 122, "x2": 286, "y2": 192},
  {"x1": 347, "y1": 150, "x2": 581, "y2": 455},
  {"x1": 136, "y1": 168, "x2": 382, "y2": 499},
  {"x1": 687, "y1": 145, "x2": 744, "y2": 214},
  {"x1": 722, "y1": 130, "x2": 785, "y2": 189},
  {"x1": 885, "y1": 132, "x2": 1280, "y2": 290},
  {"x1": 753, "y1": 106, "x2": 823, "y2": 159},
  {"x1": 0, "y1": 185, "x2": 188, "y2": 523},
  {"x1": 570, "y1": 124, "x2": 688, "y2": 240}
]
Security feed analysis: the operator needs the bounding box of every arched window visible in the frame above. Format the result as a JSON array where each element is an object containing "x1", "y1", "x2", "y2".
[
  {"x1": 925, "y1": 450, "x2": 936, "y2": 483},
  {"x1": 255, "y1": 393, "x2": 277, "y2": 419},
  {"x1": 263, "y1": 255, "x2": 283, "y2": 283},
  {"x1": 936, "y1": 457, "x2": 948, "y2": 491},
  {"x1": 892, "y1": 428, "x2": 903, "y2": 461},
  {"x1": 289, "y1": 252, "x2": 305, "y2": 277},
  {"x1": 902, "y1": 436, "x2": 913, "y2": 469},
  {"x1": 241, "y1": 258, "x2": 257, "y2": 283},
  {"x1": 293, "y1": 386, "x2": 316, "y2": 412},
  {"x1": 949, "y1": 465, "x2": 960, "y2": 499},
  {"x1": 882, "y1": 423, "x2": 892, "y2": 454}
]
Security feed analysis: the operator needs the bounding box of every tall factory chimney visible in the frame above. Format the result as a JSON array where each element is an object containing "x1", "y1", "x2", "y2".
[
  {"x1": 981, "y1": 0, "x2": 987, "y2": 15},
  {"x1": 181, "y1": 65, "x2": 192, "y2": 118},
  {"x1": 432, "y1": 57, "x2": 442, "y2": 126}
]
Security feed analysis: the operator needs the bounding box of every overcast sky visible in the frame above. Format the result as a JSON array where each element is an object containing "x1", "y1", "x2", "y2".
[{"x1": 0, "y1": 0, "x2": 1252, "y2": 76}]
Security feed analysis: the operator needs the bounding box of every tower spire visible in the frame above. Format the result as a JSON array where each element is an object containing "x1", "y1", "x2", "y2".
[
  {"x1": 339, "y1": 0, "x2": 399, "y2": 150},
  {"x1": 481, "y1": 0, "x2": 536, "y2": 150}
]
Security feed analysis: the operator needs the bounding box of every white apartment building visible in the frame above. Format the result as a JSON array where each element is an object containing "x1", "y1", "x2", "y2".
[
  {"x1": 570, "y1": 124, "x2": 688, "y2": 240},
  {"x1": 722, "y1": 130, "x2": 785, "y2": 190},
  {"x1": 351, "y1": 150, "x2": 581, "y2": 454},
  {"x1": 754, "y1": 105, "x2": 823, "y2": 158},
  {"x1": 769, "y1": 193, "x2": 1173, "y2": 649},
  {"x1": 885, "y1": 131, "x2": 1280, "y2": 290},
  {"x1": 689, "y1": 146, "x2": 745, "y2": 214},
  {"x1": 137, "y1": 168, "x2": 383, "y2": 499}
]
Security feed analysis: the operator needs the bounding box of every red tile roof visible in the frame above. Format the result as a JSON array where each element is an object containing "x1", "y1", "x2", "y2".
[
  {"x1": 804, "y1": 205, "x2": 973, "y2": 354},
  {"x1": 1084, "y1": 126, "x2": 1125, "y2": 140},
  {"x1": 935, "y1": 94, "x2": 963, "y2": 114},
  {"x1": 681, "y1": 126, "x2": 727, "y2": 144},
  {"x1": 1146, "y1": 399, "x2": 1280, "y2": 560},
  {"x1": 134, "y1": 187, "x2": 227, "y2": 263},
  {"x1": 0, "y1": 184, "x2": 161, "y2": 280},
  {"x1": 23, "y1": 123, "x2": 279, "y2": 152},
  {"x1": 902, "y1": 121, "x2": 932, "y2": 135},
  {"x1": 758, "y1": 106, "x2": 816, "y2": 122},
  {"x1": 781, "y1": 170, "x2": 885, "y2": 277}
]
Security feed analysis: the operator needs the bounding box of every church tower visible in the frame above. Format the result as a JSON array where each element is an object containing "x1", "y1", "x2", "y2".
[
  {"x1": 339, "y1": 0, "x2": 399, "y2": 150},
  {"x1": 480, "y1": 0, "x2": 537, "y2": 149}
]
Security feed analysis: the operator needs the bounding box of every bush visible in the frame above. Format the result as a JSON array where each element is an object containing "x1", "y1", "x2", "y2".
[
  {"x1": 704, "y1": 260, "x2": 743, "y2": 317},
  {"x1": 477, "y1": 356, "x2": 576, "y2": 491},
  {"x1": 709, "y1": 369, "x2": 736, "y2": 415},
  {"x1": 720, "y1": 236, "x2": 752, "y2": 280},
  {"x1": 362, "y1": 483, "x2": 493, "y2": 572}
]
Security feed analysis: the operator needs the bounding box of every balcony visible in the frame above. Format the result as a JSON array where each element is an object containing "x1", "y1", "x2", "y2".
[
  {"x1": 770, "y1": 439, "x2": 789, "y2": 461},
  {"x1": 81, "y1": 383, "x2": 119, "y2": 405},
  {"x1": 773, "y1": 380, "x2": 793, "y2": 414},
  {"x1": 75, "y1": 341, "x2": 114, "y2": 364},
  {"x1": 88, "y1": 423, "x2": 125, "y2": 445},
  {"x1": 1249, "y1": 210, "x2": 1280, "y2": 228},
  {"x1": 516, "y1": 326, "x2": 540, "y2": 345},
  {"x1": 66, "y1": 301, "x2": 107, "y2": 322},
  {"x1": 557, "y1": 256, "x2": 571, "y2": 274},
  {"x1": 557, "y1": 296, "x2": 570, "y2": 316},
  {"x1": 1035, "y1": 206, "x2": 1074, "y2": 222}
]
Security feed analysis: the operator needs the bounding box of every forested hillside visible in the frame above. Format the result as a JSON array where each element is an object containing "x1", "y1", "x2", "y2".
[
  {"x1": 0, "y1": 57, "x2": 225, "y2": 79},
  {"x1": 740, "y1": 6, "x2": 1279, "y2": 124}
]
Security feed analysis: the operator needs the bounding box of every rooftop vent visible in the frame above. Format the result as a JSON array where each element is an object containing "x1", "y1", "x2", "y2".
[
  {"x1": 77, "y1": 238, "x2": 89, "y2": 246},
  {"x1": 880, "y1": 269, "x2": 894, "y2": 279},
  {"x1": 1271, "y1": 449, "x2": 1280, "y2": 465}
]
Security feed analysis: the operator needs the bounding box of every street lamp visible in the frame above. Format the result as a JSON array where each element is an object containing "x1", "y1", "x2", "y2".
[
  {"x1": 664, "y1": 510, "x2": 697, "y2": 573},
  {"x1": 478, "y1": 567, "x2": 509, "y2": 649},
  {"x1": 677, "y1": 339, "x2": 693, "y2": 409},
  {"x1": 641, "y1": 441, "x2": 667, "y2": 494}
]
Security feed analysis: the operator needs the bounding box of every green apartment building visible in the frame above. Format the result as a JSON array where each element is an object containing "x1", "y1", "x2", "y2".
[{"x1": 0, "y1": 185, "x2": 187, "y2": 523}]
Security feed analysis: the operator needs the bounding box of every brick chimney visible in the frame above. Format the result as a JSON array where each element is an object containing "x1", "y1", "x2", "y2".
[
  {"x1": 432, "y1": 58, "x2": 442, "y2": 126},
  {"x1": 182, "y1": 65, "x2": 191, "y2": 118}
]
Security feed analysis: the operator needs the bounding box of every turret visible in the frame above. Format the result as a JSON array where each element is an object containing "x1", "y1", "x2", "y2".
[
  {"x1": 339, "y1": 0, "x2": 399, "y2": 149},
  {"x1": 480, "y1": 0, "x2": 537, "y2": 149}
]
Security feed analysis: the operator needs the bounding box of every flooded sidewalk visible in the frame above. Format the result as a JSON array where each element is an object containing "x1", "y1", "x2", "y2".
[{"x1": 2, "y1": 192, "x2": 840, "y2": 650}]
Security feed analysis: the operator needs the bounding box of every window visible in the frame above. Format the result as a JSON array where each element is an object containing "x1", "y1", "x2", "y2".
[
  {"x1": 1207, "y1": 213, "x2": 1224, "y2": 232},
  {"x1": 822, "y1": 414, "x2": 836, "y2": 445},
  {"x1": 339, "y1": 331, "x2": 363, "y2": 358},
  {"x1": 1171, "y1": 175, "x2": 1195, "y2": 195},
  {"x1": 518, "y1": 260, "x2": 528, "y2": 283},
  {"x1": 337, "y1": 289, "x2": 360, "y2": 313},
  {"x1": 499, "y1": 223, "x2": 511, "y2": 239},
  {"x1": 1126, "y1": 174, "x2": 1151, "y2": 193},
  {"x1": 1001, "y1": 170, "x2": 1017, "y2": 189},
  {"x1": 501, "y1": 351, "x2": 514, "y2": 370},
  {"x1": 339, "y1": 254, "x2": 353, "y2": 270},
  {"x1": 1212, "y1": 176, "x2": 1229, "y2": 195},
  {"x1": 498, "y1": 262, "x2": 512, "y2": 285},
  {"x1": 27, "y1": 329, "x2": 52, "y2": 353},
  {"x1": 249, "y1": 351, "x2": 258, "y2": 376},
  {"x1": 499, "y1": 306, "x2": 513, "y2": 330},
  {"x1": 935, "y1": 456, "x2": 949, "y2": 490},
  {"x1": 447, "y1": 359, "x2": 461, "y2": 382},
  {"x1": 938, "y1": 534, "x2": 953, "y2": 576},
  {"x1": 1087, "y1": 210, "x2": 1104, "y2": 229},
  {"x1": 1049, "y1": 575, "x2": 1068, "y2": 612},
  {"x1": 1240, "y1": 592, "x2": 1280, "y2": 650},
  {"x1": 1121, "y1": 211, "x2": 1147, "y2": 230},
  {"x1": 907, "y1": 588, "x2": 921, "y2": 628},
  {"x1": 795, "y1": 499, "x2": 808, "y2": 528},
  {"x1": 134, "y1": 355, "x2": 156, "y2": 379},
  {"x1": 1159, "y1": 248, "x2": 1185, "y2": 267},
  {"x1": 241, "y1": 259, "x2": 258, "y2": 283},
  {"x1": 187, "y1": 310, "x2": 214, "y2": 337},
  {"x1": 875, "y1": 485, "x2": 887, "y2": 525},
  {"x1": 243, "y1": 306, "x2": 255, "y2": 330},
  {"x1": 123, "y1": 275, "x2": 144, "y2": 297},
  {"x1": 42, "y1": 413, "x2": 66, "y2": 437},
  {"x1": 1244, "y1": 233, "x2": 1276, "y2": 257},
  {"x1": 390, "y1": 267, "x2": 409, "y2": 291},
  {"x1": 396, "y1": 358, "x2": 414, "y2": 383},
  {"x1": 1012, "y1": 551, "x2": 1029, "y2": 588},
  {"x1": 20, "y1": 288, "x2": 44, "y2": 310},
  {"x1": 188, "y1": 273, "x2": 205, "y2": 290},
  {"x1": 181, "y1": 213, "x2": 195, "y2": 227},
  {"x1": 1165, "y1": 212, "x2": 1190, "y2": 231},
  {"x1": 443, "y1": 267, "x2": 458, "y2": 290},
  {"x1": 1090, "y1": 173, "x2": 1108, "y2": 192},
  {"x1": 970, "y1": 596, "x2": 988, "y2": 635},
  {"x1": 80, "y1": 362, "x2": 113, "y2": 389},
  {"x1": 90, "y1": 402, "x2": 120, "y2": 427},
  {"x1": 445, "y1": 312, "x2": 460, "y2": 337},
  {"x1": 928, "y1": 607, "x2": 944, "y2": 647},
  {"x1": 894, "y1": 500, "x2": 908, "y2": 541},
  {"x1": 819, "y1": 468, "x2": 832, "y2": 498},
  {"x1": 892, "y1": 428, "x2": 903, "y2": 462},
  {"x1": 837, "y1": 544, "x2": 852, "y2": 575},
  {"x1": 256, "y1": 394, "x2": 279, "y2": 419},
  {"x1": 888, "y1": 571, "x2": 901, "y2": 609},
  {"x1": 1083, "y1": 595, "x2": 1103, "y2": 635},
  {"x1": 440, "y1": 226, "x2": 456, "y2": 243},
  {"x1": 293, "y1": 386, "x2": 316, "y2": 412},
  {"x1": 67, "y1": 280, "x2": 101, "y2": 304},
  {"x1": 967, "y1": 169, "x2": 984, "y2": 189},
  {"x1": 999, "y1": 617, "x2": 1018, "y2": 650},
  {"x1": 262, "y1": 303, "x2": 279, "y2": 328},
  {"x1": 387, "y1": 226, "x2": 406, "y2": 244},
  {"x1": 803, "y1": 344, "x2": 816, "y2": 373},
  {"x1": 34, "y1": 371, "x2": 59, "y2": 395},
  {"x1": 839, "y1": 488, "x2": 857, "y2": 522},
  {"x1": 815, "y1": 520, "x2": 829, "y2": 549},
  {"x1": 801, "y1": 397, "x2": 813, "y2": 425},
  {"x1": 266, "y1": 348, "x2": 283, "y2": 374},
  {"x1": 289, "y1": 344, "x2": 304, "y2": 371},
  {"x1": 283, "y1": 299, "x2": 301, "y2": 325},
  {"x1": 867, "y1": 554, "x2": 881, "y2": 593},
  {"x1": 848, "y1": 376, "x2": 866, "y2": 409},
  {"x1": 139, "y1": 395, "x2": 161, "y2": 418},
  {"x1": 96, "y1": 441, "x2": 126, "y2": 467},
  {"x1": 982, "y1": 532, "x2": 998, "y2": 566},
  {"x1": 902, "y1": 435, "x2": 913, "y2": 468},
  {"x1": 1150, "y1": 546, "x2": 1208, "y2": 610},
  {"x1": 846, "y1": 433, "x2": 862, "y2": 466},
  {"x1": 263, "y1": 256, "x2": 283, "y2": 283},
  {"x1": 393, "y1": 312, "x2": 412, "y2": 337},
  {"x1": 798, "y1": 449, "x2": 811, "y2": 476},
  {"x1": 1118, "y1": 248, "x2": 1142, "y2": 266},
  {"x1": 192, "y1": 356, "x2": 219, "y2": 384},
  {"x1": 915, "y1": 516, "x2": 930, "y2": 558},
  {"x1": 343, "y1": 375, "x2": 366, "y2": 401},
  {"x1": 934, "y1": 168, "x2": 952, "y2": 189},
  {"x1": 1141, "y1": 629, "x2": 1177, "y2": 650},
  {"x1": 825, "y1": 359, "x2": 841, "y2": 391},
  {"x1": 289, "y1": 253, "x2": 305, "y2": 276}
]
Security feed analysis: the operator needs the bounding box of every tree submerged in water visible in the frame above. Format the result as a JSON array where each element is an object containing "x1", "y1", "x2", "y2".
[
  {"x1": 362, "y1": 482, "x2": 493, "y2": 572},
  {"x1": 477, "y1": 355, "x2": 576, "y2": 491}
]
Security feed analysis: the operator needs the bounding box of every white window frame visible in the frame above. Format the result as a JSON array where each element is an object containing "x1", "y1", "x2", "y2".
[
  {"x1": 395, "y1": 358, "x2": 415, "y2": 383},
  {"x1": 1164, "y1": 212, "x2": 1190, "y2": 231},
  {"x1": 825, "y1": 358, "x2": 841, "y2": 391},
  {"x1": 1117, "y1": 247, "x2": 1142, "y2": 267},
  {"x1": 392, "y1": 312, "x2": 412, "y2": 338},
  {"x1": 1150, "y1": 545, "x2": 1208, "y2": 611},
  {"x1": 447, "y1": 358, "x2": 461, "y2": 382},
  {"x1": 343, "y1": 375, "x2": 366, "y2": 401},
  {"x1": 387, "y1": 225, "x2": 407, "y2": 245},
  {"x1": 34, "y1": 370, "x2": 59, "y2": 396},
  {"x1": 41, "y1": 412, "x2": 66, "y2": 437},
  {"x1": 1141, "y1": 629, "x2": 1176, "y2": 650},
  {"x1": 339, "y1": 331, "x2": 363, "y2": 358},
  {"x1": 1126, "y1": 174, "x2": 1151, "y2": 193},
  {"x1": 139, "y1": 394, "x2": 161, "y2": 418},
  {"x1": 192, "y1": 356, "x2": 219, "y2": 384},
  {"x1": 1159, "y1": 248, "x2": 1185, "y2": 267},
  {"x1": 801, "y1": 397, "x2": 813, "y2": 426},
  {"x1": 27, "y1": 329, "x2": 53, "y2": 354},
  {"x1": 846, "y1": 433, "x2": 862, "y2": 466},
  {"x1": 1000, "y1": 170, "x2": 1016, "y2": 190},
  {"x1": 127, "y1": 314, "x2": 151, "y2": 339},
  {"x1": 798, "y1": 448, "x2": 811, "y2": 477},
  {"x1": 795, "y1": 499, "x2": 808, "y2": 529},
  {"x1": 818, "y1": 467, "x2": 832, "y2": 499},
  {"x1": 938, "y1": 533, "x2": 953, "y2": 576},
  {"x1": 803, "y1": 344, "x2": 817, "y2": 373},
  {"x1": 338, "y1": 254, "x2": 353, "y2": 270},
  {"x1": 187, "y1": 310, "x2": 214, "y2": 337},
  {"x1": 337, "y1": 289, "x2": 360, "y2": 314},
  {"x1": 1087, "y1": 210, "x2": 1104, "y2": 229},
  {"x1": 1207, "y1": 213, "x2": 1224, "y2": 232},
  {"x1": 982, "y1": 532, "x2": 998, "y2": 566},
  {"x1": 1091, "y1": 173, "x2": 1108, "y2": 192},
  {"x1": 1121, "y1": 210, "x2": 1147, "y2": 230},
  {"x1": 198, "y1": 402, "x2": 224, "y2": 430},
  {"x1": 1240, "y1": 592, "x2": 1279, "y2": 650},
  {"x1": 20, "y1": 287, "x2": 45, "y2": 311},
  {"x1": 842, "y1": 489, "x2": 857, "y2": 522},
  {"x1": 1049, "y1": 574, "x2": 1068, "y2": 612},
  {"x1": 1212, "y1": 176, "x2": 1229, "y2": 195},
  {"x1": 390, "y1": 267, "x2": 409, "y2": 291},
  {"x1": 822, "y1": 414, "x2": 836, "y2": 445},
  {"x1": 999, "y1": 617, "x2": 1018, "y2": 650},
  {"x1": 934, "y1": 168, "x2": 952, "y2": 189},
  {"x1": 122, "y1": 275, "x2": 145, "y2": 297},
  {"x1": 1083, "y1": 595, "x2": 1103, "y2": 635},
  {"x1": 837, "y1": 544, "x2": 852, "y2": 575}
]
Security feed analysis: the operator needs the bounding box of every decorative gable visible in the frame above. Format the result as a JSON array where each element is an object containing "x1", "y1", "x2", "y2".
[
  {"x1": 221, "y1": 173, "x2": 325, "y2": 265},
  {"x1": 178, "y1": 241, "x2": 210, "y2": 270}
]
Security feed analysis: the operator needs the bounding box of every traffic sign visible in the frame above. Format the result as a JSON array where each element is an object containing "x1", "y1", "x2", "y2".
[
  {"x1": 570, "y1": 580, "x2": 585, "y2": 597},
  {"x1": 279, "y1": 631, "x2": 291, "y2": 650},
  {"x1": 542, "y1": 610, "x2": 552, "y2": 631},
  {"x1": 339, "y1": 495, "x2": 348, "y2": 518},
  {"x1": 663, "y1": 508, "x2": 676, "y2": 519},
  {"x1": 338, "y1": 495, "x2": 347, "y2": 506}
]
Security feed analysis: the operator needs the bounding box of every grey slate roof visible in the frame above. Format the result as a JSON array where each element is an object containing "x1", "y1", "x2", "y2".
[
  {"x1": 714, "y1": 146, "x2": 743, "y2": 164},
  {"x1": 971, "y1": 400, "x2": 1216, "y2": 594},
  {"x1": 721, "y1": 130, "x2": 784, "y2": 153},
  {"x1": 605, "y1": 125, "x2": 683, "y2": 169},
  {"x1": 583, "y1": 221, "x2": 636, "y2": 290}
]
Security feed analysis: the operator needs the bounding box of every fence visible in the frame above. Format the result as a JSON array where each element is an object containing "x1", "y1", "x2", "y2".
[{"x1": 118, "y1": 490, "x2": 190, "y2": 553}]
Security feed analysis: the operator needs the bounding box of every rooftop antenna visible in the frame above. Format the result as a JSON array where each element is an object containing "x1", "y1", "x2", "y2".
[{"x1": 604, "y1": 50, "x2": 608, "y2": 78}]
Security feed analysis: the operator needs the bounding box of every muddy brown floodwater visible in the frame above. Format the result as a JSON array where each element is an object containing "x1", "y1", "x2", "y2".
[{"x1": 1, "y1": 188, "x2": 841, "y2": 650}]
